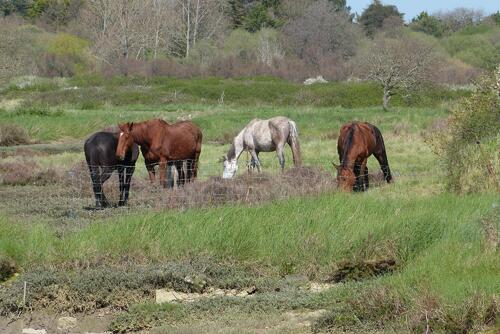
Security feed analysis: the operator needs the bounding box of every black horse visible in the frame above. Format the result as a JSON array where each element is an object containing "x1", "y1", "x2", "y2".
[{"x1": 84, "y1": 130, "x2": 139, "y2": 208}]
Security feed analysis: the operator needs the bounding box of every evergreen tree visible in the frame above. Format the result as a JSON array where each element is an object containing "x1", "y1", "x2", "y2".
[
  {"x1": 358, "y1": 0, "x2": 403, "y2": 37},
  {"x1": 228, "y1": 0, "x2": 246, "y2": 29},
  {"x1": 410, "y1": 11, "x2": 446, "y2": 37}
]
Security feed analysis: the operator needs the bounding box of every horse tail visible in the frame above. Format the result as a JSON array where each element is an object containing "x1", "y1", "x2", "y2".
[
  {"x1": 192, "y1": 130, "x2": 203, "y2": 180},
  {"x1": 373, "y1": 125, "x2": 393, "y2": 183},
  {"x1": 288, "y1": 120, "x2": 301, "y2": 166}
]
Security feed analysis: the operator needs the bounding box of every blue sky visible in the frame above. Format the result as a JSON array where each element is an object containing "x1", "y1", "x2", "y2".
[{"x1": 347, "y1": 0, "x2": 499, "y2": 21}]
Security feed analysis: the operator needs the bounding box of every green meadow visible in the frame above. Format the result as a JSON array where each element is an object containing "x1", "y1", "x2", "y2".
[{"x1": 0, "y1": 78, "x2": 497, "y2": 333}]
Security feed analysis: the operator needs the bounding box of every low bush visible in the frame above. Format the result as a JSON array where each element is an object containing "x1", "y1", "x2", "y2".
[
  {"x1": 0, "y1": 159, "x2": 59, "y2": 186},
  {"x1": 0, "y1": 123, "x2": 30, "y2": 146},
  {"x1": 428, "y1": 66, "x2": 500, "y2": 193}
]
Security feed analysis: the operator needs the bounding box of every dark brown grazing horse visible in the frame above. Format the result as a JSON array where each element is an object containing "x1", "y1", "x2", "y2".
[
  {"x1": 335, "y1": 122, "x2": 392, "y2": 192},
  {"x1": 116, "y1": 119, "x2": 202, "y2": 188}
]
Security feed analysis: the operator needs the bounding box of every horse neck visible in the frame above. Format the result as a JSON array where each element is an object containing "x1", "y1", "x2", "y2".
[
  {"x1": 130, "y1": 122, "x2": 152, "y2": 146},
  {"x1": 228, "y1": 131, "x2": 245, "y2": 161},
  {"x1": 341, "y1": 126, "x2": 356, "y2": 169}
]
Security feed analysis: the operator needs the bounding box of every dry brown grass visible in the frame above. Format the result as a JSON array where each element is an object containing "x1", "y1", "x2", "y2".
[
  {"x1": 0, "y1": 123, "x2": 30, "y2": 146},
  {"x1": 0, "y1": 159, "x2": 59, "y2": 186}
]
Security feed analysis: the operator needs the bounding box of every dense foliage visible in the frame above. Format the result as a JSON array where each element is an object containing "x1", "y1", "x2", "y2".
[{"x1": 430, "y1": 67, "x2": 500, "y2": 193}]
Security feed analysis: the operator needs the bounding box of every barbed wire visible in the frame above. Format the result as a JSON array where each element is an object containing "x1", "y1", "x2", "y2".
[
  {"x1": 66, "y1": 158, "x2": 445, "y2": 211},
  {"x1": 0, "y1": 157, "x2": 448, "y2": 222}
]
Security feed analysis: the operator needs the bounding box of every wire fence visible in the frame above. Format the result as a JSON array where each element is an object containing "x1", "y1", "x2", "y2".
[
  {"x1": 0, "y1": 156, "x2": 446, "y2": 222},
  {"x1": 67, "y1": 158, "x2": 444, "y2": 211}
]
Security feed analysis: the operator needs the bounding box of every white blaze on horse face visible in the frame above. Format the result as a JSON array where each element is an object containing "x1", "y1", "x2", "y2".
[
  {"x1": 119, "y1": 132, "x2": 124, "y2": 138},
  {"x1": 222, "y1": 159, "x2": 238, "y2": 179}
]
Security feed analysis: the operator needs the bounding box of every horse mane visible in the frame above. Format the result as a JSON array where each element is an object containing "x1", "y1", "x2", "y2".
[
  {"x1": 341, "y1": 123, "x2": 356, "y2": 168},
  {"x1": 227, "y1": 143, "x2": 236, "y2": 160}
]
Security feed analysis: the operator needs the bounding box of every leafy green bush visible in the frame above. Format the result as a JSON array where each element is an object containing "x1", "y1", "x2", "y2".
[{"x1": 429, "y1": 67, "x2": 500, "y2": 193}]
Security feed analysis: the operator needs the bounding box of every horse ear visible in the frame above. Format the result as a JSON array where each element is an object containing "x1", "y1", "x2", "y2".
[
  {"x1": 127, "y1": 122, "x2": 134, "y2": 130},
  {"x1": 118, "y1": 123, "x2": 127, "y2": 132}
]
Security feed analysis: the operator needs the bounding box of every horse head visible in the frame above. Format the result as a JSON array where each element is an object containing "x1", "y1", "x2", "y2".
[
  {"x1": 222, "y1": 155, "x2": 238, "y2": 179},
  {"x1": 116, "y1": 122, "x2": 135, "y2": 161},
  {"x1": 333, "y1": 162, "x2": 356, "y2": 192}
]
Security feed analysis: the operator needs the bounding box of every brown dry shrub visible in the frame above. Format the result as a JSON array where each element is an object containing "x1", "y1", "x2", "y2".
[
  {"x1": 0, "y1": 123, "x2": 30, "y2": 146},
  {"x1": 159, "y1": 166, "x2": 337, "y2": 209},
  {"x1": 0, "y1": 256, "x2": 17, "y2": 283},
  {"x1": 0, "y1": 159, "x2": 60, "y2": 186},
  {"x1": 72, "y1": 166, "x2": 337, "y2": 209}
]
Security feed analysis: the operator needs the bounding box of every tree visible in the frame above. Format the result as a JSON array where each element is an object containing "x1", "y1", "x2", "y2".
[
  {"x1": 0, "y1": 0, "x2": 31, "y2": 16},
  {"x1": 227, "y1": 0, "x2": 245, "y2": 28},
  {"x1": 410, "y1": 11, "x2": 446, "y2": 37},
  {"x1": 358, "y1": 0, "x2": 403, "y2": 37},
  {"x1": 170, "y1": 0, "x2": 228, "y2": 58},
  {"x1": 243, "y1": 3, "x2": 278, "y2": 32},
  {"x1": 283, "y1": 0, "x2": 360, "y2": 63},
  {"x1": 434, "y1": 8, "x2": 484, "y2": 32},
  {"x1": 356, "y1": 34, "x2": 433, "y2": 110}
]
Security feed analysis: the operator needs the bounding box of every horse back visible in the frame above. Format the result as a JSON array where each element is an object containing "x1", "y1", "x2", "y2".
[
  {"x1": 84, "y1": 132, "x2": 138, "y2": 166},
  {"x1": 154, "y1": 120, "x2": 202, "y2": 159},
  {"x1": 337, "y1": 122, "x2": 377, "y2": 161}
]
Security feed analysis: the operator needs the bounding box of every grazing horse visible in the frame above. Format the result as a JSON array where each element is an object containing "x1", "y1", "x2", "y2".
[
  {"x1": 116, "y1": 119, "x2": 202, "y2": 188},
  {"x1": 335, "y1": 121, "x2": 392, "y2": 192},
  {"x1": 222, "y1": 116, "x2": 301, "y2": 179},
  {"x1": 84, "y1": 129, "x2": 139, "y2": 208}
]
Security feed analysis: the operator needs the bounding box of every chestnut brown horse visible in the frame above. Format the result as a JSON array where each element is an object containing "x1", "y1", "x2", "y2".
[
  {"x1": 116, "y1": 119, "x2": 202, "y2": 188},
  {"x1": 335, "y1": 122, "x2": 392, "y2": 192}
]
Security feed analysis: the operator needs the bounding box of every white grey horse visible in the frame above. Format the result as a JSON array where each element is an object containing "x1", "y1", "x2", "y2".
[{"x1": 222, "y1": 116, "x2": 301, "y2": 179}]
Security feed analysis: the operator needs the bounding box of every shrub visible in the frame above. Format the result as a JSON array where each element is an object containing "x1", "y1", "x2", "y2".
[
  {"x1": 0, "y1": 123, "x2": 30, "y2": 146},
  {"x1": 428, "y1": 66, "x2": 500, "y2": 193},
  {"x1": 0, "y1": 255, "x2": 17, "y2": 282}
]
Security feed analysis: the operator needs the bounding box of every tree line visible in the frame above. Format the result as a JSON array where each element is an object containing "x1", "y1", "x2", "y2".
[{"x1": 1, "y1": 0, "x2": 499, "y2": 107}]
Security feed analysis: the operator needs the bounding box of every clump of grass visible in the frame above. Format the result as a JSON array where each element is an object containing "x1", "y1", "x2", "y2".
[
  {"x1": 313, "y1": 286, "x2": 406, "y2": 332},
  {"x1": 0, "y1": 255, "x2": 17, "y2": 283},
  {"x1": 0, "y1": 123, "x2": 30, "y2": 146},
  {"x1": 409, "y1": 293, "x2": 498, "y2": 334},
  {"x1": 14, "y1": 104, "x2": 64, "y2": 117},
  {"x1": 0, "y1": 159, "x2": 59, "y2": 186},
  {"x1": 328, "y1": 258, "x2": 396, "y2": 283}
]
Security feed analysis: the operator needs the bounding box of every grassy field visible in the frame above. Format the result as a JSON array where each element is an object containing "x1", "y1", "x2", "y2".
[{"x1": 0, "y1": 79, "x2": 498, "y2": 333}]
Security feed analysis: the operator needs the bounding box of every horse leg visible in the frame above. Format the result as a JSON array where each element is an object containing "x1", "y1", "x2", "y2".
[
  {"x1": 372, "y1": 127, "x2": 393, "y2": 183},
  {"x1": 146, "y1": 162, "x2": 156, "y2": 183},
  {"x1": 353, "y1": 163, "x2": 362, "y2": 192},
  {"x1": 118, "y1": 166, "x2": 125, "y2": 206},
  {"x1": 364, "y1": 165, "x2": 369, "y2": 191},
  {"x1": 276, "y1": 143, "x2": 285, "y2": 172},
  {"x1": 99, "y1": 166, "x2": 114, "y2": 207},
  {"x1": 249, "y1": 150, "x2": 261, "y2": 172},
  {"x1": 175, "y1": 161, "x2": 185, "y2": 187},
  {"x1": 186, "y1": 159, "x2": 193, "y2": 182},
  {"x1": 360, "y1": 159, "x2": 369, "y2": 191},
  {"x1": 159, "y1": 159, "x2": 168, "y2": 188},
  {"x1": 166, "y1": 162, "x2": 175, "y2": 189},
  {"x1": 88, "y1": 165, "x2": 104, "y2": 208},
  {"x1": 120, "y1": 165, "x2": 135, "y2": 206}
]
